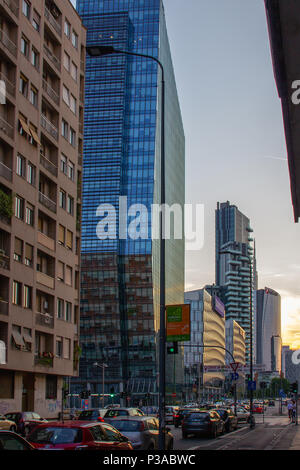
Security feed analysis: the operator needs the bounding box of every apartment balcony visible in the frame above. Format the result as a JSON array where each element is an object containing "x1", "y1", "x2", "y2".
[
  {"x1": 0, "y1": 115, "x2": 13, "y2": 139},
  {"x1": 0, "y1": 299, "x2": 8, "y2": 315},
  {"x1": 37, "y1": 231, "x2": 55, "y2": 251},
  {"x1": 44, "y1": 6, "x2": 61, "y2": 37},
  {"x1": 0, "y1": 161, "x2": 12, "y2": 182},
  {"x1": 42, "y1": 79, "x2": 60, "y2": 106},
  {"x1": 0, "y1": 71, "x2": 15, "y2": 98},
  {"x1": 40, "y1": 152, "x2": 58, "y2": 177},
  {"x1": 79, "y1": 121, "x2": 84, "y2": 135},
  {"x1": 39, "y1": 191, "x2": 56, "y2": 213},
  {"x1": 0, "y1": 250, "x2": 9, "y2": 270},
  {"x1": 0, "y1": 0, "x2": 19, "y2": 17},
  {"x1": 34, "y1": 353, "x2": 54, "y2": 368},
  {"x1": 0, "y1": 29, "x2": 17, "y2": 57},
  {"x1": 35, "y1": 312, "x2": 54, "y2": 329},
  {"x1": 41, "y1": 114, "x2": 58, "y2": 141},
  {"x1": 78, "y1": 154, "x2": 83, "y2": 166},
  {"x1": 36, "y1": 270, "x2": 55, "y2": 289},
  {"x1": 43, "y1": 45, "x2": 61, "y2": 72}
]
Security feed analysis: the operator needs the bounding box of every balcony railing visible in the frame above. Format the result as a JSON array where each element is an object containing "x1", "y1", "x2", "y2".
[
  {"x1": 43, "y1": 44, "x2": 61, "y2": 71},
  {"x1": 34, "y1": 354, "x2": 54, "y2": 367},
  {"x1": 0, "y1": 71, "x2": 15, "y2": 98},
  {"x1": 41, "y1": 114, "x2": 58, "y2": 141},
  {"x1": 39, "y1": 191, "x2": 57, "y2": 213},
  {"x1": 42, "y1": 79, "x2": 60, "y2": 105},
  {"x1": 44, "y1": 7, "x2": 61, "y2": 36},
  {"x1": 0, "y1": 29, "x2": 17, "y2": 57},
  {"x1": 40, "y1": 152, "x2": 58, "y2": 177},
  {"x1": 35, "y1": 312, "x2": 54, "y2": 329},
  {"x1": 0, "y1": 251, "x2": 9, "y2": 270},
  {"x1": 0, "y1": 115, "x2": 13, "y2": 139},
  {"x1": 0, "y1": 0, "x2": 19, "y2": 16},
  {"x1": 0, "y1": 160, "x2": 12, "y2": 181},
  {"x1": 0, "y1": 299, "x2": 8, "y2": 315},
  {"x1": 78, "y1": 154, "x2": 83, "y2": 166}
]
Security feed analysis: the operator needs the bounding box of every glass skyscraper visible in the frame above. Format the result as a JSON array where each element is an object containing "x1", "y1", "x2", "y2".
[{"x1": 74, "y1": 0, "x2": 185, "y2": 402}]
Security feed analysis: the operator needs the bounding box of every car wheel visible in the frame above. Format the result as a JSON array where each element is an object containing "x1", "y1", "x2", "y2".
[{"x1": 9, "y1": 425, "x2": 17, "y2": 433}]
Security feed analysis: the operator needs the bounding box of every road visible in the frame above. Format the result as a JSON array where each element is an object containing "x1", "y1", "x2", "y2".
[{"x1": 171, "y1": 404, "x2": 292, "y2": 450}]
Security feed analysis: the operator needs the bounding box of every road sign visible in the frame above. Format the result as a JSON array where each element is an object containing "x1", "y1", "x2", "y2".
[
  {"x1": 230, "y1": 362, "x2": 240, "y2": 372},
  {"x1": 231, "y1": 372, "x2": 239, "y2": 381},
  {"x1": 172, "y1": 393, "x2": 176, "y2": 398},
  {"x1": 166, "y1": 304, "x2": 191, "y2": 342},
  {"x1": 279, "y1": 389, "x2": 286, "y2": 398},
  {"x1": 247, "y1": 381, "x2": 256, "y2": 391}
]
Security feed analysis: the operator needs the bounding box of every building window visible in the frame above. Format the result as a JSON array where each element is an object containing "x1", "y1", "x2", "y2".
[
  {"x1": 67, "y1": 195, "x2": 74, "y2": 215},
  {"x1": 70, "y1": 95, "x2": 76, "y2": 115},
  {"x1": 60, "y1": 154, "x2": 67, "y2": 174},
  {"x1": 19, "y1": 74, "x2": 28, "y2": 97},
  {"x1": 14, "y1": 238, "x2": 23, "y2": 263},
  {"x1": 62, "y1": 85, "x2": 70, "y2": 106},
  {"x1": 25, "y1": 203, "x2": 34, "y2": 226},
  {"x1": 32, "y1": 9, "x2": 40, "y2": 32},
  {"x1": 63, "y1": 52, "x2": 70, "y2": 71},
  {"x1": 58, "y1": 224, "x2": 65, "y2": 245},
  {"x1": 27, "y1": 163, "x2": 35, "y2": 185},
  {"x1": 71, "y1": 62, "x2": 77, "y2": 82},
  {"x1": 29, "y1": 86, "x2": 38, "y2": 107},
  {"x1": 59, "y1": 190, "x2": 66, "y2": 209},
  {"x1": 66, "y1": 230, "x2": 73, "y2": 250},
  {"x1": 57, "y1": 298, "x2": 64, "y2": 319},
  {"x1": 16, "y1": 155, "x2": 25, "y2": 177},
  {"x1": 21, "y1": 36, "x2": 29, "y2": 57},
  {"x1": 25, "y1": 243, "x2": 33, "y2": 267},
  {"x1": 23, "y1": 285, "x2": 32, "y2": 309},
  {"x1": 45, "y1": 375, "x2": 57, "y2": 399},
  {"x1": 61, "y1": 120, "x2": 68, "y2": 139},
  {"x1": 0, "y1": 371, "x2": 14, "y2": 399},
  {"x1": 12, "y1": 281, "x2": 22, "y2": 305},
  {"x1": 56, "y1": 337, "x2": 63, "y2": 358},
  {"x1": 64, "y1": 19, "x2": 71, "y2": 38},
  {"x1": 71, "y1": 30, "x2": 78, "y2": 49},
  {"x1": 22, "y1": 0, "x2": 31, "y2": 19},
  {"x1": 15, "y1": 196, "x2": 24, "y2": 220},
  {"x1": 64, "y1": 338, "x2": 71, "y2": 359},
  {"x1": 65, "y1": 266, "x2": 72, "y2": 286},
  {"x1": 69, "y1": 128, "x2": 76, "y2": 147},
  {"x1": 67, "y1": 161, "x2": 74, "y2": 180},
  {"x1": 31, "y1": 48, "x2": 39, "y2": 69},
  {"x1": 65, "y1": 302, "x2": 72, "y2": 322},
  {"x1": 57, "y1": 261, "x2": 64, "y2": 282}
]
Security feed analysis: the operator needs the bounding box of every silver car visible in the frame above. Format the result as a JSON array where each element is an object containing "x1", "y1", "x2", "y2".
[{"x1": 104, "y1": 416, "x2": 174, "y2": 450}]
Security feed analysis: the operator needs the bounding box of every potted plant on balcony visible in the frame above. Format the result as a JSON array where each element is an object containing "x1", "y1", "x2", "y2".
[
  {"x1": 37, "y1": 351, "x2": 54, "y2": 366},
  {"x1": 0, "y1": 189, "x2": 13, "y2": 223}
]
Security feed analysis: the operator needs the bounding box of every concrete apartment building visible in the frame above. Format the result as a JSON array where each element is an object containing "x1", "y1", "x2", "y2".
[{"x1": 0, "y1": 0, "x2": 85, "y2": 418}]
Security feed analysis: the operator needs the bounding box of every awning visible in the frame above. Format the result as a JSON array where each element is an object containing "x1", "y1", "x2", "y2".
[
  {"x1": 11, "y1": 330, "x2": 26, "y2": 348},
  {"x1": 23, "y1": 331, "x2": 33, "y2": 343},
  {"x1": 29, "y1": 127, "x2": 41, "y2": 145},
  {"x1": 19, "y1": 117, "x2": 30, "y2": 135}
]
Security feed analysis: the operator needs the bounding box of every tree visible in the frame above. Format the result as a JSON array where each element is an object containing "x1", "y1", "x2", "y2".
[{"x1": 270, "y1": 377, "x2": 290, "y2": 396}]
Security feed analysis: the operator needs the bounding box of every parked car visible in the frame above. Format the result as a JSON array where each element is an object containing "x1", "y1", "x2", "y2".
[
  {"x1": 103, "y1": 408, "x2": 144, "y2": 419},
  {"x1": 4, "y1": 412, "x2": 48, "y2": 436},
  {"x1": 252, "y1": 403, "x2": 264, "y2": 414},
  {"x1": 0, "y1": 415, "x2": 17, "y2": 432},
  {"x1": 27, "y1": 421, "x2": 133, "y2": 450},
  {"x1": 104, "y1": 416, "x2": 173, "y2": 450},
  {"x1": 173, "y1": 408, "x2": 200, "y2": 428},
  {"x1": 76, "y1": 409, "x2": 106, "y2": 422},
  {"x1": 165, "y1": 406, "x2": 179, "y2": 425},
  {"x1": 268, "y1": 400, "x2": 275, "y2": 407},
  {"x1": 182, "y1": 411, "x2": 224, "y2": 439},
  {"x1": 234, "y1": 407, "x2": 251, "y2": 423},
  {"x1": 0, "y1": 431, "x2": 35, "y2": 451},
  {"x1": 213, "y1": 408, "x2": 238, "y2": 432}
]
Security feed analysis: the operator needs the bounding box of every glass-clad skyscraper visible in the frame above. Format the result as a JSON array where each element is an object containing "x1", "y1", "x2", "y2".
[{"x1": 74, "y1": 0, "x2": 185, "y2": 402}]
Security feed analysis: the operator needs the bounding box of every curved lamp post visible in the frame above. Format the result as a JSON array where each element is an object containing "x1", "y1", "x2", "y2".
[{"x1": 86, "y1": 45, "x2": 166, "y2": 449}]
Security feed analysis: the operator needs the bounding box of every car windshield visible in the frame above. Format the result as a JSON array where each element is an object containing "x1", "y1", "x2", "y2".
[
  {"x1": 29, "y1": 427, "x2": 83, "y2": 444},
  {"x1": 216, "y1": 410, "x2": 227, "y2": 419},
  {"x1": 78, "y1": 411, "x2": 98, "y2": 420},
  {"x1": 5, "y1": 413, "x2": 19, "y2": 422},
  {"x1": 105, "y1": 410, "x2": 128, "y2": 417},
  {"x1": 108, "y1": 420, "x2": 141, "y2": 432}
]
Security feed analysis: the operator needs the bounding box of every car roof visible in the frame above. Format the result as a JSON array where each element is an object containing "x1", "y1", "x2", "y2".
[
  {"x1": 105, "y1": 416, "x2": 153, "y2": 421},
  {"x1": 30, "y1": 420, "x2": 103, "y2": 429}
]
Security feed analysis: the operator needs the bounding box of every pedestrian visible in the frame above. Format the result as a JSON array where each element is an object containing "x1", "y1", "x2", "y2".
[
  {"x1": 292, "y1": 401, "x2": 296, "y2": 423},
  {"x1": 288, "y1": 401, "x2": 293, "y2": 420}
]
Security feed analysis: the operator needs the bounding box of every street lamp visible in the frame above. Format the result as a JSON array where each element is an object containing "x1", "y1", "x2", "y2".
[
  {"x1": 86, "y1": 45, "x2": 166, "y2": 450},
  {"x1": 93, "y1": 362, "x2": 108, "y2": 406}
]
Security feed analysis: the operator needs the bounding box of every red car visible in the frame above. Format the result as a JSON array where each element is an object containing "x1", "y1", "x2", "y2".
[
  {"x1": 252, "y1": 404, "x2": 264, "y2": 414},
  {"x1": 27, "y1": 421, "x2": 133, "y2": 450}
]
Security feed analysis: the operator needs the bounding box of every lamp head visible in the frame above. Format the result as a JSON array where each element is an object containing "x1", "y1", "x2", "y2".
[{"x1": 86, "y1": 45, "x2": 117, "y2": 57}]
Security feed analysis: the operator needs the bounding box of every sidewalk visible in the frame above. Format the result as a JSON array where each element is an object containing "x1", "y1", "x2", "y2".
[{"x1": 272, "y1": 420, "x2": 300, "y2": 450}]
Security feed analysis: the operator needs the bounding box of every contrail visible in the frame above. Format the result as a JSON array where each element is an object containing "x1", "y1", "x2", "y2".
[{"x1": 263, "y1": 156, "x2": 287, "y2": 161}]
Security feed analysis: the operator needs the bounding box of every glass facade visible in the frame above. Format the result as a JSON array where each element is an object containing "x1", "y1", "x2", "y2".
[{"x1": 75, "y1": 0, "x2": 185, "y2": 401}]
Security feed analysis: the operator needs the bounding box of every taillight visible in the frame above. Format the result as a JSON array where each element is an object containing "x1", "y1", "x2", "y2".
[
  {"x1": 174, "y1": 415, "x2": 179, "y2": 418},
  {"x1": 97, "y1": 417, "x2": 104, "y2": 422},
  {"x1": 139, "y1": 422, "x2": 145, "y2": 431}
]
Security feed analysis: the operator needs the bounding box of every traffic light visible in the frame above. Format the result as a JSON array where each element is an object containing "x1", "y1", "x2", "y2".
[
  {"x1": 290, "y1": 382, "x2": 298, "y2": 394},
  {"x1": 167, "y1": 342, "x2": 178, "y2": 354},
  {"x1": 110, "y1": 387, "x2": 115, "y2": 397}
]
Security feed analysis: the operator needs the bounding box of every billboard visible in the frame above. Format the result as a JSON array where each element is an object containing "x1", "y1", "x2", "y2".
[
  {"x1": 213, "y1": 296, "x2": 225, "y2": 318},
  {"x1": 166, "y1": 304, "x2": 191, "y2": 342}
]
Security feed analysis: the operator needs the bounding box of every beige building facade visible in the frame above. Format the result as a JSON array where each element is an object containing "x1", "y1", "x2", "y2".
[{"x1": 0, "y1": 0, "x2": 85, "y2": 418}]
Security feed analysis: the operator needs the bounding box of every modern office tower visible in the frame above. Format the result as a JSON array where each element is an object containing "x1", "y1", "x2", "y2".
[
  {"x1": 256, "y1": 288, "x2": 282, "y2": 372},
  {"x1": 184, "y1": 289, "x2": 225, "y2": 402},
  {"x1": 75, "y1": 0, "x2": 185, "y2": 403},
  {"x1": 225, "y1": 319, "x2": 246, "y2": 394},
  {"x1": 0, "y1": 0, "x2": 85, "y2": 417},
  {"x1": 215, "y1": 201, "x2": 256, "y2": 364}
]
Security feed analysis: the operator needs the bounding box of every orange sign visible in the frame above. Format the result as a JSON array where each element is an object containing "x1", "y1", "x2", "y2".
[{"x1": 166, "y1": 304, "x2": 191, "y2": 342}]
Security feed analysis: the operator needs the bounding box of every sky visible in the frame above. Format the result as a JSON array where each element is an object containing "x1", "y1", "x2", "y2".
[{"x1": 72, "y1": 0, "x2": 300, "y2": 349}]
